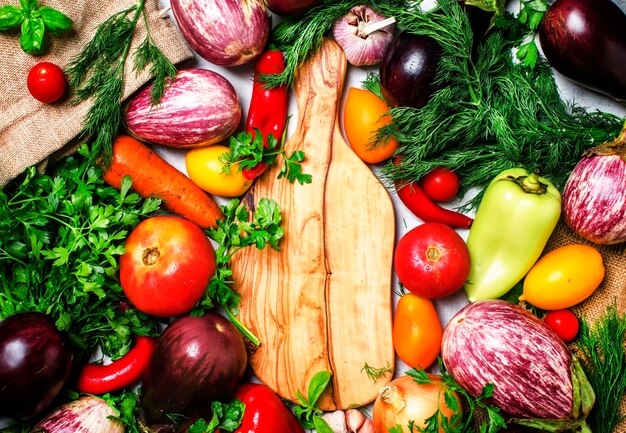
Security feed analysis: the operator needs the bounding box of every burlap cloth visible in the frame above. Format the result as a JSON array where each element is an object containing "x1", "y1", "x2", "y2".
[{"x1": 0, "y1": 0, "x2": 193, "y2": 186}]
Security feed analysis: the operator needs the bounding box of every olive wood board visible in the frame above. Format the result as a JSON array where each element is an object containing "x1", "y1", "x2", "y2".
[{"x1": 231, "y1": 38, "x2": 396, "y2": 410}]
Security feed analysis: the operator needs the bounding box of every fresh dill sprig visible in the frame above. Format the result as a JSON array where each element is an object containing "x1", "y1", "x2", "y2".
[
  {"x1": 575, "y1": 303, "x2": 626, "y2": 433},
  {"x1": 65, "y1": 0, "x2": 177, "y2": 165},
  {"x1": 264, "y1": 0, "x2": 407, "y2": 88},
  {"x1": 372, "y1": 0, "x2": 624, "y2": 210}
]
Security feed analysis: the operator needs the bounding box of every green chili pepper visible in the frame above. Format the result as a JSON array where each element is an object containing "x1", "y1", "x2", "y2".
[{"x1": 464, "y1": 168, "x2": 562, "y2": 302}]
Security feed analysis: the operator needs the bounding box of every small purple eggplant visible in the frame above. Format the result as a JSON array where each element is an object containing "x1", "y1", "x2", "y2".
[
  {"x1": 538, "y1": 0, "x2": 626, "y2": 103},
  {"x1": 441, "y1": 300, "x2": 594, "y2": 431}
]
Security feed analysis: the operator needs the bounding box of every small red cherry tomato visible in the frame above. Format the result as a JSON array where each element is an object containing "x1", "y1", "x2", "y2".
[
  {"x1": 27, "y1": 62, "x2": 67, "y2": 104},
  {"x1": 543, "y1": 309, "x2": 579, "y2": 342},
  {"x1": 421, "y1": 167, "x2": 460, "y2": 202}
]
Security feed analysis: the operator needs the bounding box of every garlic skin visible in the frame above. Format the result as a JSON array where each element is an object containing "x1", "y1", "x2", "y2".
[
  {"x1": 358, "y1": 418, "x2": 375, "y2": 433},
  {"x1": 31, "y1": 396, "x2": 125, "y2": 433},
  {"x1": 345, "y1": 408, "x2": 366, "y2": 432},
  {"x1": 322, "y1": 410, "x2": 348, "y2": 433},
  {"x1": 332, "y1": 6, "x2": 396, "y2": 66}
]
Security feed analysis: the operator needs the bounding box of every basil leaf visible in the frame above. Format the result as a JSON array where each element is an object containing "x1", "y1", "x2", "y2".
[
  {"x1": 0, "y1": 5, "x2": 23, "y2": 30},
  {"x1": 20, "y1": 17, "x2": 45, "y2": 54},
  {"x1": 38, "y1": 5, "x2": 72, "y2": 34},
  {"x1": 313, "y1": 416, "x2": 335, "y2": 433},
  {"x1": 19, "y1": 0, "x2": 37, "y2": 13},
  {"x1": 307, "y1": 370, "x2": 331, "y2": 407}
]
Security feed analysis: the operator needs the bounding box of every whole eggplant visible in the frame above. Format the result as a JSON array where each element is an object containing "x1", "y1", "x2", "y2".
[
  {"x1": 171, "y1": 0, "x2": 270, "y2": 67},
  {"x1": 379, "y1": 31, "x2": 442, "y2": 109},
  {"x1": 441, "y1": 300, "x2": 594, "y2": 431},
  {"x1": 0, "y1": 312, "x2": 73, "y2": 420},
  {"x1": 125, "y1": 68, "x2": 241, "y2": 148},
  {"x1": 141, "y1": 313, "x2": 247, "y2": 423},
  {"x1": 538, "y1": 0, "x2": 626, "y2": 103}
]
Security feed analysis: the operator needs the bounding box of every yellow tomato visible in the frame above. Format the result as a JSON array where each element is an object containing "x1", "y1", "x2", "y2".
[
  {"x1": 520, "y1": 244, "x2": 605, "y2": 310},
  {"x1": 343, "y1": 87, "x2": 398, "y2": 164},
  {"x1": 185, "y1": 145, "x2": 252, "y2": 197}
]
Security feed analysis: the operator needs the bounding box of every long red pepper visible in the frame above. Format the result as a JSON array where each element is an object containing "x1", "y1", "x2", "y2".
[
  {"x1": 242, "y1": 50, "x2": 289, "y2": 180},
  {"x1": 396, "y1": 183, "x2": 474, "y2": 229},
  {"x1": 77, "y1": 336, "x2": 157, "y2": 394}
]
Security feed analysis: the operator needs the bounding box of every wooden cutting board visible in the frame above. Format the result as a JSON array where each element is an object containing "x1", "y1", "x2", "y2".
[{"x1": 231, "y1": 38, "x2": 395, "y2": 410}]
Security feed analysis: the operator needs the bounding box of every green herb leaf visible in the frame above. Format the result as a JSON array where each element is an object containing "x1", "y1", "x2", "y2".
[
  {"x1": 313, "y1": 415, "x2": 336, "y2": 433},
  {"x1": 188, "y1": 400, "x2": 246, "y2": 433},
  {"x1": 307, "y1": 370, "x2": 331, "y2": 406},
  {"x1": 19, "y1": 0, "x2": 37, "y2": 13},
  {"x1": 293, "y1": 370, "x2": 333, "y2": 429},
  {"x1": 0, "y1": 5, "x2": 24, "y2": 30},
  {"x1": 38, "y1": 5, "x2": 72, "y2": 34},
  {"x1": 20, "y1": 16, "x2": 45, "y2": 54}
]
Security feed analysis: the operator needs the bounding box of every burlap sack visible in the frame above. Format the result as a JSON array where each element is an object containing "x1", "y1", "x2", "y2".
[{"x1": 0, "y1": 0, "x2": 193, "y2": 186}]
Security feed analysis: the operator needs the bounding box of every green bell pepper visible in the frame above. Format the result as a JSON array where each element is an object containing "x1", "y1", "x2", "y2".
[{"x1": 464, "y1": 168, "x2": 562, "y2": 302}]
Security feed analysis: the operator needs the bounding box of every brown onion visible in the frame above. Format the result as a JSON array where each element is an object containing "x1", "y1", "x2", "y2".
[
  {"x1": 372, "y1": 374, "x2": 461, "y2": 433},
  {"x1": 563, "y1": 127, "x2": 626, "y2": 244}
]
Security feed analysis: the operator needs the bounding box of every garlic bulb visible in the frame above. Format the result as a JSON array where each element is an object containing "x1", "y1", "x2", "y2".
[
  {"x1": 332, "y1": 6, "x2": 396, "y2": 66},
  {"x1": 31, "y1": 396, "x2": 125, "y2": 433}
]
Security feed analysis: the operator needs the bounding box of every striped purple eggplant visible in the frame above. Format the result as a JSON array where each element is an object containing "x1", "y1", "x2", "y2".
[
  {"x1": 441, "y1": 300, "x2": 594, "y2": 431},
  {"x1": 563, "y1": 138, "x2": 626, "y2": 244},
  {"x1": 171, "y1": 0, "x2": 270, "y2": 67},
  {"x1": 125, "y1": 68, "x2": 241, "y2": 148}
]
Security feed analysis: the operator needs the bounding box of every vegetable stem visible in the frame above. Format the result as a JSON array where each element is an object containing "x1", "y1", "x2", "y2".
[{"x1": 224, "y1": 307, "x2": 260, "y2": 347}]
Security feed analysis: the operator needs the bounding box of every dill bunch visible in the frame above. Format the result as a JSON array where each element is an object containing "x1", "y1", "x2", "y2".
[
  {"x1": 373, "y1": 0, "x2": 624, "y2": 209},
  {"x1": 65, "y1": 0, "x2": 176, "y2": 165}
]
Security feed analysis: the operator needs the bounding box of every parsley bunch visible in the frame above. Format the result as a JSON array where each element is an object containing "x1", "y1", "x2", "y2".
[
  {"x1": 0, "y1": 0, "x2": 72, "y2": 55},
  {"x1": 193, "y1": 198, "x2": 285, "y2": 346},
  {"x1": 0, "y1": 144, "x2": 160, "y2": 362},
  {"x1": 222, "y1": 129, "x2": 313, "y2": 185}
]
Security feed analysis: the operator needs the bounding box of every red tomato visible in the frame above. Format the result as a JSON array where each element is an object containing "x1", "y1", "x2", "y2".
[
  {"x1": 421, "y1": 167, "x2": 460, "y2": 202},
  {"x1": 394, "y1": 223, "x2": 471, "y2": 298},
  {"x1": 543, "y1": 309, "x2": 579, "y2": 342},
  {"x1": 120, "y1": 216, "x2": 216, "y2": 317},
  {"x1": 27, "y1": 62, "x2": 67, "y2": 104}
]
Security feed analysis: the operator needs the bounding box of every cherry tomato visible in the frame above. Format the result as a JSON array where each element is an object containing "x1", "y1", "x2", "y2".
[
  {"x1": 185, "y1": 145, "x2": 252, "y2": 197},
  {"x1": 343, "y1": 87, "x2": 399, "y2": 164},
  {"x1": 120, "y1": 216, "x2": 216, "y2": 317},
  {"x1": 393, "y1": 293, "x2": 442, "y2": 369},
  {"x1": 521, "y1": 244, "x2": 605, "y2": 310},
  {"x1": 421, "y1": 167, "x2": 460, "y2": 202},
  {"x1": 27, "y1": 62, "x2": 67, "y2": 104},
  {"x1": 543, "y1": 309, "x2": 579, "y2": 342},
  {"x1": 394, "y1": 222, "x2": 471, "y2": 299}
]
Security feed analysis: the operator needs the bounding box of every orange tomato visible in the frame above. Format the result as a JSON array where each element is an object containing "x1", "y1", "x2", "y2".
[
  {"x1": 393, "y1": 293, "x2": 443, "y2": 370},
  {"x1": 343, "y1": 87, "x2": 399, "y2": 164},
  {"x1": 520, "y1": 244, "x2": 605, "y2": 310}
]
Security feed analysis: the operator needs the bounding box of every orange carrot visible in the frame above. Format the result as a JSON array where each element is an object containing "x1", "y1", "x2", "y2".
[{"x1": 102, "y1": 135, "x2": 223, "y2": 229}]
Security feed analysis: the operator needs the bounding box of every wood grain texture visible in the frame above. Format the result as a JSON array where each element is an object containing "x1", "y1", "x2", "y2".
[{"x1": 231, "y1": 38, "x2": 395, "y2": 410}]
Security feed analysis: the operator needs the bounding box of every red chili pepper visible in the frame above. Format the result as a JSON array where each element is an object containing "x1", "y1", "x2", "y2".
[
  {"x1": 242, "y1": 161, "x2": 268, "y2": 180},
  {"x1": 232, "y1": 382, "x2": 304, "y2": 433},
  {"x1": 77, "y1": 336, "x2": 158, "y2": 394},
  {"x1": 243, "y1": 50, "x2": 289, "y2": 179},
  {"x1": 396, "y1": 183, "x2": 474, "y2": 229}
]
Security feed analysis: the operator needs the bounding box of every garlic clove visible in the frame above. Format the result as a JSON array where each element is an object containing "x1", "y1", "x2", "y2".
[
  {"x1": 345, "y1": 408, "x2": 366, "y2": 432},
  {"x1": 332, "y1": 5, "x2": 396, "y2": 66},
  {"x1": 357, "y1": 418, "x2": 375, "y2": 433},
  {"x1": 322, "y1": 409, "x2": 349, "y2": 433},
  {"x1": 32, "y1": 396, "x2": 124, "y2": 433}
]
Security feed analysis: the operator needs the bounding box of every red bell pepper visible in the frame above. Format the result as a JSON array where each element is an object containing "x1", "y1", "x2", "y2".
[
  {"x1": 242, "y1": 50, "x2": 289, "y2": 180},
  {"x1": 77, "y1": 336, "x2": 157, "y2": 394},
  {"x1": 233, "y1": 382, "x2": 304, "y2": 433}
]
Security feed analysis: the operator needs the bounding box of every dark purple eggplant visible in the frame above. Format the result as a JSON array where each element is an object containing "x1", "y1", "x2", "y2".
[
  {"x1": 140, "y1": 312, "x2": 247, "y2": 423},
  {"x1": 0, "y1": 312, "x2": 73, "y2": 420},
  {"x1": 265, "y1": 0, "x2": 322, "y2": 15},
  {"x1": 538, "y1": 0, "x2": 626, "y2": 103},
  {"x1": 379, "y1": 31, "x2": 443, "y2": 109}
]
